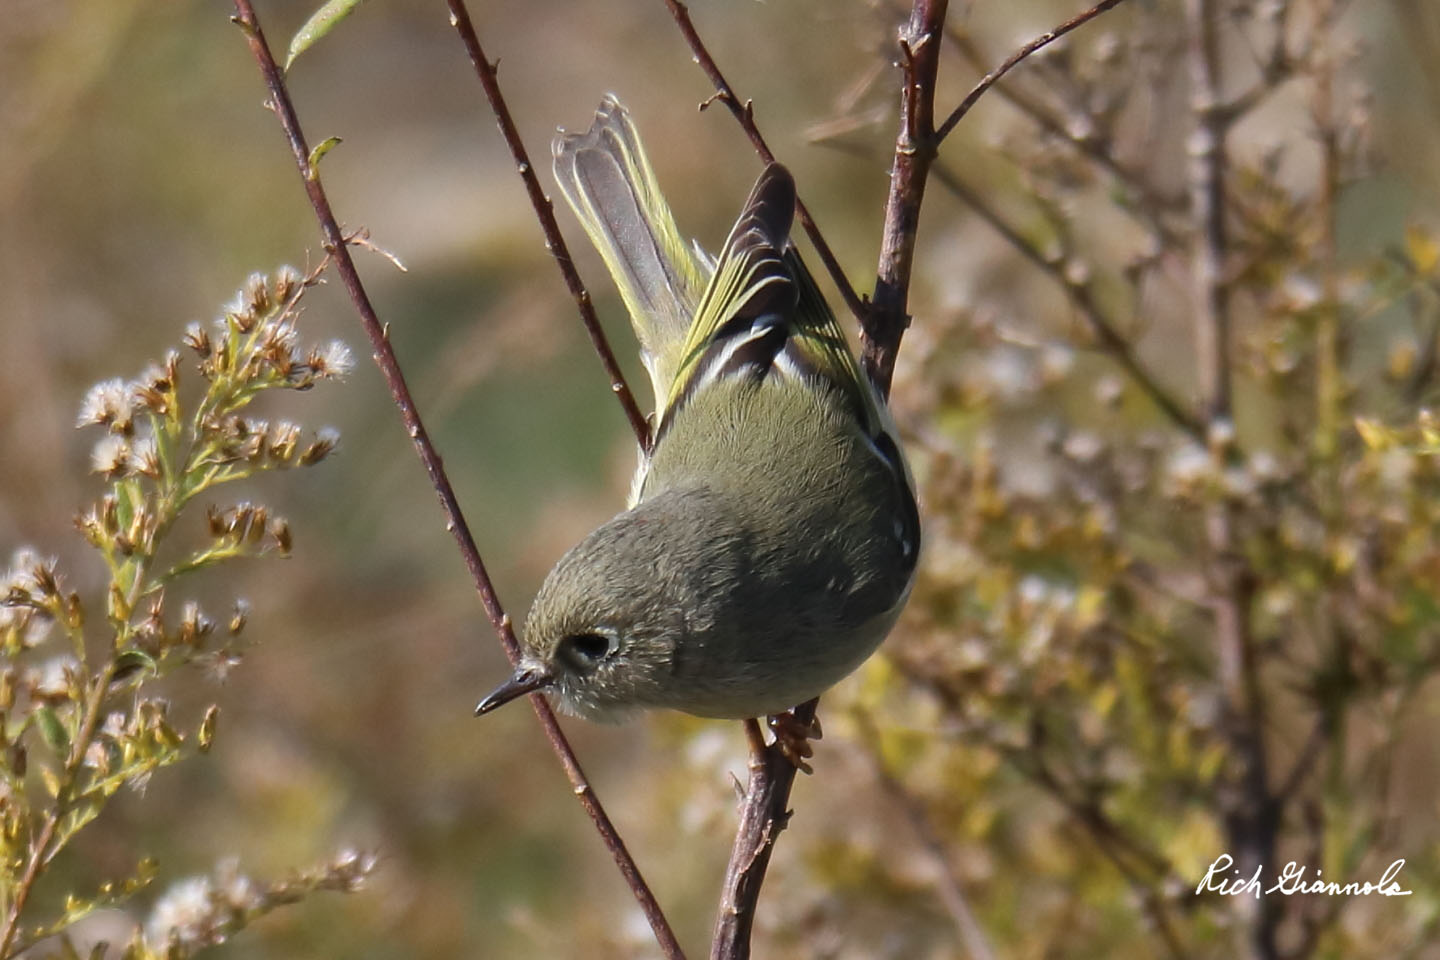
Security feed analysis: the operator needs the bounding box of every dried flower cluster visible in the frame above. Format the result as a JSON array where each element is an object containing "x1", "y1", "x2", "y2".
[{"x1": 0, "y1": 266, "x2": 372, "y2": 959}]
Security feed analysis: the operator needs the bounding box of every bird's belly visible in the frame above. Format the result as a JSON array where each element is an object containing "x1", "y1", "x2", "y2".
[{"x1": 655, "y1": 591, "x2": 909, "y2": 720}]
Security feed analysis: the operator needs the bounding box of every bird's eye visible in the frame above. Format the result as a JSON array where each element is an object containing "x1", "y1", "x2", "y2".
[{"x1": 562, "y1": 632, "x2": 614, "y2": 667}]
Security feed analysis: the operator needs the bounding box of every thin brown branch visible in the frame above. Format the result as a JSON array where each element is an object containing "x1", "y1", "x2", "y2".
[
  {"x1": 1186, "y1": 0, "x2": 1232, "y2": 426},
  {"x1": 444, "y1": 0, "x2": 650, "y2": 449},
  {"x1": 933, "y1": 0, "x2": 1131, "y2": 145},
  {"x1": 709, "y1": 703, "x2": 814, "y2": 960},
  {"x1": 930, "y1": 162, "x2": 1205, "y2": 440},
  {"x1": 227, "y1": 6, "x2": 684, "y2": 958},
  {"x1": 0, "y1": 812, "x2": 57, "y2": 959},
  {"x1": 865, "y1": 0, "x2": 951, "y2": 395},
  {"x1": 659, "y1": 0, "x2": 868, "y2": 324},
  {"x1": 1274, "y1": 715, "x2": 1327, "y2": 803}
]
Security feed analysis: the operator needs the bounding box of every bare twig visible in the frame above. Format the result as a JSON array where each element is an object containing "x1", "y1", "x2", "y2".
[
  {"x1": 933, "y1": 0, "x2": 1132, "y2": 144},
  {"x1": 865, "y1": 0, "x2": 951, "y2": 394},
  {"x1": 227, "y1": 6, "x2": 684, "y2": 958},
  {"x1": 659, "y1": 0, "x2": 868, "y2": 324},
  {"x1": 709, "y1": 705, "x2": 813, "y2": 960},
  {"x1": 444, "y1": 0, "x2": 650, "y2": 448},
  {"x1": 1274, "y1": 715, "x2": 1327, "y2": 803},
  {"x1": 1185, "y1": 0, "x2": 1232, "y2": 426},
  {"x1": 1183, "y1": 2, "x2": 1276, "y2": 958}
]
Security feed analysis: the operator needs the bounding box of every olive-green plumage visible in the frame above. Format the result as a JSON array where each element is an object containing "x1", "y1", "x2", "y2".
[{"x1": 475, "y1": 97, "x2": 918, "y2": 722}]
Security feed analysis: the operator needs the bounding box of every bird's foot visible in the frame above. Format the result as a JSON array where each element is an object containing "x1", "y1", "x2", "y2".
[{"x1": 767, "y1": 709, "x2": 823, "y2": 774}]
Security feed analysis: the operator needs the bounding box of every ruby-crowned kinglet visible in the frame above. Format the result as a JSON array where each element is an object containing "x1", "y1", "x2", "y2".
[{"x1": 475, "y1": 97, "x2": 919, "y2": 722}]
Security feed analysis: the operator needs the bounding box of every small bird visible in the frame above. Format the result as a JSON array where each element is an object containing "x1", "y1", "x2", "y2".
[{"x1": 474, "y1": 97, "x2": 919, "y2": 725}]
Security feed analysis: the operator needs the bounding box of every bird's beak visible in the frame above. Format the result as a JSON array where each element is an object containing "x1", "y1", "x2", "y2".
[{"x1": 474, "y1": 663, "x2": 554, "y2": 717}]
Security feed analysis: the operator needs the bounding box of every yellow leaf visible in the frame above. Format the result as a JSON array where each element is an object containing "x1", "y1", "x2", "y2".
[
  {"x1": 1354, "y1": 417, "x2": 1391, "y2": 451},
  {"x1": 1407, "y1": 224, "x2": 1440, "y2": 274}
]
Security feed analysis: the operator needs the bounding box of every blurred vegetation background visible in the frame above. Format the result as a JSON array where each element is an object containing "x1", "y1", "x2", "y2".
[{"x1": 3, "y1": 0, "x2": 1440, "y2": 957}]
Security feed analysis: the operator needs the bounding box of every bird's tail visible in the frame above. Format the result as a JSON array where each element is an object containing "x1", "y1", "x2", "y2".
[{"x1": 552, "y1": 96, "x2": 711, "y2": 408}]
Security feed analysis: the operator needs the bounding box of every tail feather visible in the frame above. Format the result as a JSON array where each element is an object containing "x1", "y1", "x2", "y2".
[{"x1": 552, "y1": 97, "x2": 710, "y2": 405}]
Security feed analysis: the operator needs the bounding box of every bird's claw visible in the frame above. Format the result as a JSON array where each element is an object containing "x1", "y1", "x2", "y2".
[{"x1": 767, "y1": 710, "x2": 823, "y2": 774}]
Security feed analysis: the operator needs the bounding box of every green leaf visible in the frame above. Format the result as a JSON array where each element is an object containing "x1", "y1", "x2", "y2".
[
  {"x1": 113, "y1": 649, "x2": 158, "y2": 683},
  {"x1": 35, "y1": 707, "x2": 70, "y2": 755},
  {"x1": 285, "y1": 0, "x2": 369, "y2": 71},
  {"x1": 307, "y1": 137, "x2": 343, "y2": 180},
  {"x1": 198, "y1": 705, "x2": 219, "y2": 753}
]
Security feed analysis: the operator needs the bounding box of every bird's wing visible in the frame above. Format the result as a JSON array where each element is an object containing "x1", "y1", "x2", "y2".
[
  {"x1": 659, "y1": 162, "x2": 888, "y2": 442},
  {"x1": 657, "y1": 162, "x2": 798, "y2": 433},
  {"x1": 552, "y1": 96, "x2": 712, "y2": 406}
]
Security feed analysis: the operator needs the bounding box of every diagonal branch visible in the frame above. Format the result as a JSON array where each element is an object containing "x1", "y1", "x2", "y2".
[
  {"x1": 659, "y1": 0, "x2": 868, "y2": 324},
  {"x1": 445, "y1": 0, "x2": 650, "y2": 448},
  {"x1": 227, "y1": 5, "x2": 684, "y2": 958},
  {"x1": 934, "y1": 0, "x2": 1131, "y2": 144}
]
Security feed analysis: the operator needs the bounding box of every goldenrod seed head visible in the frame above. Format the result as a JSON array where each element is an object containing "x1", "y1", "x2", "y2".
[
  {"x1": 183, "y1": 322, "x2": 211, "y2": 356},
  {"x1": 274, "y1": 265, "x2": 302, "y2": 303},
  {"x1": 206, "y1": 504, "x2": 226, "y2": 538},
  {"x1": 309, "y1": 340, "x2": 354, "y2": 379},
  {"x1": 130, "y1": 435, "x2": 162, "y2": 478},
  {"x1": 91, "y1": 435, "x2": 132, "y2": 478},
  {"x1": 245, "y1": 271, "x2": 271, "y2": 315},
  {"x1": 271, "y1": 518, "x2": 292, "y2": 555},
  {"x1": 228, "y1": 600, "x2": 249, "y2": 636},
  {"x1": 77, "y1": 378, "x2": 135, "y2": 433},
  {"x1": 268, "y1": 421, "x2": 301, "y2": 461},
  {"x1": 300, "y1": 427, "x2": 340, "y2": 466},
  {"x1": 29, "y1": 655, "x2": 78, "y2": 702}
]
